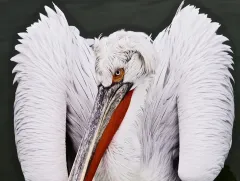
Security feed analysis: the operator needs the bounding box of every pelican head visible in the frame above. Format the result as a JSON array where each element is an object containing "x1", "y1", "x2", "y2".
[
  {"x1": 94, "y1": 30, "x2": 156, "y2": 88},
  {"x1": 69, "y1": 30, "x2": 156, "y2": 181}
]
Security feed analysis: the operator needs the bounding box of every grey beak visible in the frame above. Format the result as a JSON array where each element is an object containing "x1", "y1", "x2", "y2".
[{"x1": 68, "y1": 82, "x2": 133, "y2": 181}]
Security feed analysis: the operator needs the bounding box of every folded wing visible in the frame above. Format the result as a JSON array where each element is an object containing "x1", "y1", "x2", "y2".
[
  {"x1": 141, "y1": 2, "x2": 234, "y2": 181},
  {"x1": 11, "y1": 5, "x2": 97, "y2": 181}
]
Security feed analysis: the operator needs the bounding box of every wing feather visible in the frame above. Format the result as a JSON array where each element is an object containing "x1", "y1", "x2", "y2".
[
  {"x1": 11, "y1": 4, "x2": 97, "y2": 181},
  {"x1": 140, "y1": 2, "x2": 234, "y2": 181}
]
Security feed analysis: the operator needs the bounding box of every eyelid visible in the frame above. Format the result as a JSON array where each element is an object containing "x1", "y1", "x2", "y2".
[{"x1": 114, "y1": 68, "x2": 124, "y2": 75}]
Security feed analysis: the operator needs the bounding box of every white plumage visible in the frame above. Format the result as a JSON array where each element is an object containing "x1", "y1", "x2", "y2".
[{"x1": 12, "y1": 1, "x2": 234, "y2": 181}]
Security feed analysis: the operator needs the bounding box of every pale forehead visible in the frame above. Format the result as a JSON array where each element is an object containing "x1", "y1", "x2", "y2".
[
  {"x1": 94, "y1": 30, "x2": 151, "y2": 62},
  {"x1": 95, "y1": 31, "x2": 150, "y2": 51}
]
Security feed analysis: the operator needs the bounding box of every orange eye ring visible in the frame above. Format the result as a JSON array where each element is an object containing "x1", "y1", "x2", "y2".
[{"x1": 112, "y1": 68, "x2": 125, "y2": 83}]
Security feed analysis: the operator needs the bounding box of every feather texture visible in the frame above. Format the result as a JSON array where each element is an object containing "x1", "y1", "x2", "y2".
[
  {"x1": 12, "y1": 4, "x2": 97, "y2": 181},
  {"x1": 11, "y1": 1, "x2": 234, "y2": 181},
  {"x1": 140, "y1": 2, "x2": 234, "y2": 181}
]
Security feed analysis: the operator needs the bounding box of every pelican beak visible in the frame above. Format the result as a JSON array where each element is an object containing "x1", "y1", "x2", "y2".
[{"x1": 68, "y1": 82, "x2": 133, "y2": 181}]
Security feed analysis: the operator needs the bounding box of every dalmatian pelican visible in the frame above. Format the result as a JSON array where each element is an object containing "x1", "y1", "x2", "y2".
[{"x1": 11, "y1": 1, "x2": 234, "y2": 181}]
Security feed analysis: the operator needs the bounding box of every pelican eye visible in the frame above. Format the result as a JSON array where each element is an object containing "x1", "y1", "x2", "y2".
[{"x1": 112, "y1": 68, "x2": 125, "y2": 83}]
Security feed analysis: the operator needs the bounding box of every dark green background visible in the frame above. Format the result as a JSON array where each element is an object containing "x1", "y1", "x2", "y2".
[{"x1": 1, "y1": 0, "x2": 239, "y2": 180}]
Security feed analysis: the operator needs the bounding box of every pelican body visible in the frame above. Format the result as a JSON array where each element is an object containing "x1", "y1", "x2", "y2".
[{"x1": 12, "y1": 1, "x2": 234, "y2": 181}]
